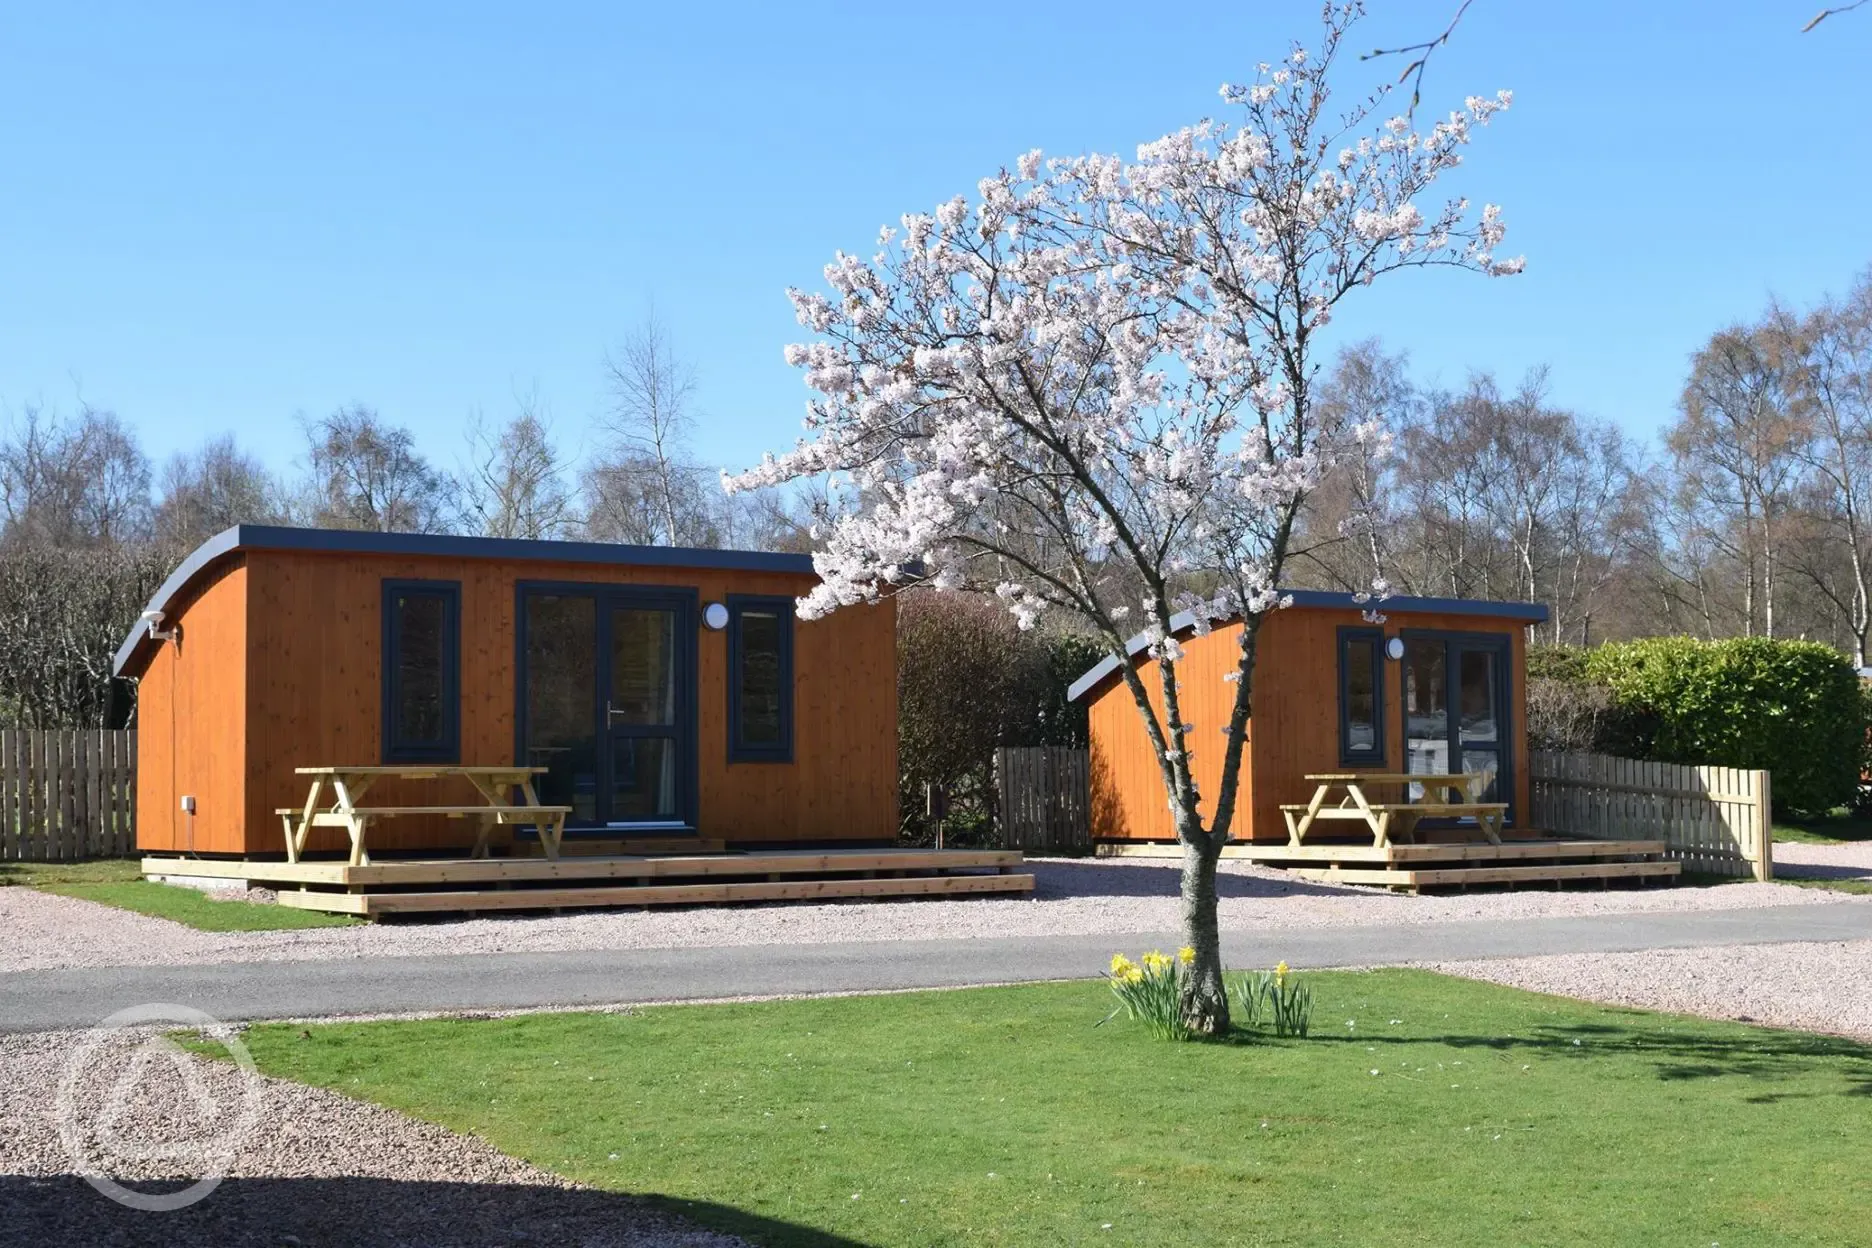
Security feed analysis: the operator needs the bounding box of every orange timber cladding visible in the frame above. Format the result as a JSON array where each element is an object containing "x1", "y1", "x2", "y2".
[
  {"x1": 1083, "y1": 605, "x2": 1532, "y2": 843},
  {"x1": 132, "y1": 543, "x2": 897, "y2": 857}
]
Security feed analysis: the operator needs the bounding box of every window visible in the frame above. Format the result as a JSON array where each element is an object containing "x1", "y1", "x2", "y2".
[
  {"x1": 382, "y1": 580, "x2": 461, "y2": 763},
  {"x1": 1337, "y1": 626, "x2": 1386, "y2": 767},
  {"x1": 727, "y1": 595, "x2": 794, "y2": 762}
]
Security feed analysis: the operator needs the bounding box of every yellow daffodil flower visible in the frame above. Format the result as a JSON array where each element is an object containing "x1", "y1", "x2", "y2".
[{"x1": 1177, "y1": 945, "x2": 1196, "y2": 966}]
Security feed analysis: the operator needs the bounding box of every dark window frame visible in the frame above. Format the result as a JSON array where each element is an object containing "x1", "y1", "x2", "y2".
[
  {"x1": 726, "y1": 593, "x2": 795, "y2": 764},
  {"x1": 381, "y1": 578, "x2": 462, "y2": 764},
  {"x1": 1336, "y1": 625, "x2": 1387, "y2": 768},
  {"x1": 1398, "y1": 627, "x2": 1516, "y2": 824}
]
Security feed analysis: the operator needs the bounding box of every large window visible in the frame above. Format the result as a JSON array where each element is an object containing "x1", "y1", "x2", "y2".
[
  {"x1": 727, "y1": 595, "x2": 794, "y2": 762},
  {"x1": 382, "y1": 580, "x2": 461, "y2": 763},
  {"x1": 1337, "y1": 626, "x2": 1386, "y2": 767}
]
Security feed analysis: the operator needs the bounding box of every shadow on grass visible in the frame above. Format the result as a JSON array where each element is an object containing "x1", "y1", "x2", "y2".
[
  {"x1": 0, "y1": 1172, "x2": 872, "y2": 1247},
  {"x1": 0, "y1": 860, "x2": 140, "y2": 888},
  {"x1": 1300, "y1": 1017, "x2": 1872, "y2": 1100}
]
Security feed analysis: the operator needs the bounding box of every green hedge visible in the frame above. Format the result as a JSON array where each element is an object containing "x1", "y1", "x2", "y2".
[{"x1": 1582, "y1": 636, "x2": 1863, "y2": 816}]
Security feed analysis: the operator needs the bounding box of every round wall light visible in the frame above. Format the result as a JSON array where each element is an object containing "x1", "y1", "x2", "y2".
[
  {"x1": 1385, "y1": 637, "x2": 1406, "y2": 661},
  {"x1": 703, "y1": 602, "x2": 730, "y2": 631}
]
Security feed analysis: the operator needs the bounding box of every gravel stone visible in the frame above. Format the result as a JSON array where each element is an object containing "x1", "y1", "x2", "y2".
[
  {"x1": 1426, "y1": 939, "x2": 1872, "y2": 1042},
  {"x1": 2, "y1": 857, "x2": 1860, "y2": 973},
  {"x1": 1770, "y1": 839, "x2": 1872, "y2": 881},
  {"x1": 0, "y1": 1026, "x2": 748, "y2": 1247}
]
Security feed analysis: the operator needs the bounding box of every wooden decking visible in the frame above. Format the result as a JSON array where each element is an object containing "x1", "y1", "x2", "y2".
[
  {"x1": 142, "y1": 847, "x2": 1034, "y2": 917},
  {"x1": 1098, "y1": 835, "x2": 1681, "y2": 892}
]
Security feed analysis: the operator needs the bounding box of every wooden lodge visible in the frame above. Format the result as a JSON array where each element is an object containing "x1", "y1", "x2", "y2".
[
  {"x1": 1068, "y1": 593, "x2": 1679, "y2": 890},
  {"x1": 115, "y1": 526, "x2": 1031, "y2": 913}
]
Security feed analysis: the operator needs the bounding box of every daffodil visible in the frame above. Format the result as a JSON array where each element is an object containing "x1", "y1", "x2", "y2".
[
  {"x1": 1124, "y1": 967, "x2": 1144, "y2": 984},
  {"x1": 1177, "y1": 945, "x2": 1196, "y2": 966},
  {"x1": 1110, "y1": 952, "x2": 1136, "y2": 976}
]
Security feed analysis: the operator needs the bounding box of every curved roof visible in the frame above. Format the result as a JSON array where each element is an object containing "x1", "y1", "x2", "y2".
[
  {"x1": 1065, "y1": 590, "x2": 1551, "y2": 702},
  {"x1": 112, "y1": 525, "x2": 817, "y2": 679}
]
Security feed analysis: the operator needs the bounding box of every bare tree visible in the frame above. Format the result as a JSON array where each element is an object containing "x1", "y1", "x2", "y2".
[
  {"x1": 0, "y1": 543, "x2": 170, "y2": 726},
  {"x1": 1669, "y1": 319, "x2": 1808, "y2": 637},
  {"x1": 0, "y1": 404, "x2": 153, "y2": 548},
  {"x1": 600, "y1": 311, "x2": 703, "y2": 545},
  {"x1": 154, "y1": 435, "x2": 283, "y2": 548},
  {"x1": 459, "y1": 397, "x2": 574, "y2": 540},
  {"x1": 580, "y1": 452, "x2": 724, "y2": 547},
  {"x1": 1297, "y1": 340, "x2": 1415, "y2": 591},
  {"x1": 301, "y1": 405, "x2": 455, "y2": 533},
  {"x1": 1784, "y1": 272, "x2": 1872, "y2": 663}
]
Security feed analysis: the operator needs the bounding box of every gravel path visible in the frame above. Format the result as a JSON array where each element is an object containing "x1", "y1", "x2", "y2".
[
  {"x1": 3, "y1": 858, "x2": 1859, "y2": 973},
  {"x1": 0, "y1": 1025, "x2": 747, "y2": 1247},
  {"x1": 1427, "y1": 939, "x2": 1872, "y2": 1042},
  {"x1": 1772, "y1": 839, "x2": 1872, "y2": 881}
]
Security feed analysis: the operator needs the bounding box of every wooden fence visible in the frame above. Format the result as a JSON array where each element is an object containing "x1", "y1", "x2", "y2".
[
  {"x1": 1529, "y1": 749, "x2": 1772, "y2": 880},
  {"x1": 0, "y1": 729, "x2": 137, "y2": 862},
  {"x1": 995, "y1": 746, "x2": 1091, "y2": 851}
]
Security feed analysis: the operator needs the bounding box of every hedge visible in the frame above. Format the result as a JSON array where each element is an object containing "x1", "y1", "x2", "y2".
[
  {"x1": 896, "y1": 592, "x2": 1101, "y2": 844},
  {"x1": 1582, "y1": 636, "x2": 1863, "y2": 816}
]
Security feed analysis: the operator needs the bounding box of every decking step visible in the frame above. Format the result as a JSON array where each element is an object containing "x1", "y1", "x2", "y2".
[
  {"x1": 1282, "y1": 860, "x2": 1682, "y2": 890},
  {"x1": 276, "y1": 871, "x2": 1037, "y2": 916},
  {"x1": 1098, "y1": 839, "x2": 1669, "y2": 865},
  {"x1": 144, "y1": 848, "x2": 1023, "y2": 889}
]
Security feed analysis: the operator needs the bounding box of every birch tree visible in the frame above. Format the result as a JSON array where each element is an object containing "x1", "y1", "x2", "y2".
[
  {"x1": 729, "y1": 3, "x2": 1522, "y2": 1036},
  {"x1": 602, "y1": 312, "x2": 702, "y2": 546}
]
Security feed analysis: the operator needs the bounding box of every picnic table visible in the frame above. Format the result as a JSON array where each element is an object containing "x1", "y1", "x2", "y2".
[
  {"x1": 1281, "y1": 772, "x2": 1506, "y2": 849},
  {"x1": 279, "y1": 765, "x2": 571, "y2": 866}
]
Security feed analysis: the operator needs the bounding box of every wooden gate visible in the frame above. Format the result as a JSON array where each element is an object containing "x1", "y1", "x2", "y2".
[
  {"x1": 0, "y1": 729, "x2": 138, "y2": 861},
  {"x1": 1530, "y1": 749, "x2": 1772, "y2": 881},
  {"x1": 995, "y1": 746, "x2": 1090, "y2": 851}
]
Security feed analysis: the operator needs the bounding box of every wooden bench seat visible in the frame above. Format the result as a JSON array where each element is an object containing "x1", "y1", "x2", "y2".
[{"x1": 1366, "y1": 803, "x2": 1508, "y2": 816}]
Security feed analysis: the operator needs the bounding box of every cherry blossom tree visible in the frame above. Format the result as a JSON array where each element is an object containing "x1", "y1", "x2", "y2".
[{"x1": 730, "y1": 2, "x2": 1524, "y2": 1035}]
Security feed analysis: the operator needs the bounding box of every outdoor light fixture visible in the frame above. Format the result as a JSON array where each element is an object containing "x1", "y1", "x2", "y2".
[
  {"x1": 702, "y1": 602, "x2": 730, "y2": 631},
  {"x1": 141, "y1": 609, "x2": 178, "y2": 643},
  {"x1": 1385, "y1": 637, "x2": 1406, "y2": 661}
]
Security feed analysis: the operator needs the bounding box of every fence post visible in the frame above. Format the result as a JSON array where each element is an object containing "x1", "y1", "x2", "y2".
[{"x1": 1753, "y1": 768, "x2": 1773, "y2": 882}]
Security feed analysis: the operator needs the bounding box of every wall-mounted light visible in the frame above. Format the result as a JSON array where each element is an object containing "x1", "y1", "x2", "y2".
[
  {"x1": 141, "y1": 609, "x2": 178, "y2": 644},
  {"x1": 702, "y1": 602, "x2": 730, "y2": 631},
  {"x1": 1385, "y1": 637, "x2": 1406, "y2": 661}
]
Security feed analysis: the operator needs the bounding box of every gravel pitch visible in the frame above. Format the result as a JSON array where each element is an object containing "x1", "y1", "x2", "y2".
[
  {"x1": 0, "y1": 1026, "x2": 748, "y2": 1248},
  {"x1": 1426, "y1": 939, "x2": 1872, "y2": 1042},
  {"x1": 2, "y1": 857, "x2": 1860, "y2": 973},
  {"x1": 1770, "y1": 839, "x2": 1872, "y2": 881}
]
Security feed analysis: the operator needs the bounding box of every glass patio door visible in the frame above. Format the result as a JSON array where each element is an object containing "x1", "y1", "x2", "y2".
[
  {"x1": 1400, "y1": 632, "x2": 1512, "y2": 816},
  {"x1": 603, "y1": 605, "x2": 682, "y2": 826},
  {"x1": 520, "y1": 586, "x2": 695, "y2": 832}
]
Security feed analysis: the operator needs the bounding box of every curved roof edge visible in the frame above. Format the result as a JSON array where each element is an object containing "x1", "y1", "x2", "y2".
[
  {"x1": 112, "y1": 525, "x2": 818, "y2": 678},
  {"x1": 1064, "y1": 590, "x2": 1552, "y2": 703}
]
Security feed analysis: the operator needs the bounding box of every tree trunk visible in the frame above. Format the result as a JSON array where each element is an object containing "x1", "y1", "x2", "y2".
[{"x1": 1178, "y1": 826, "x2": 1229, "y2": 1036}]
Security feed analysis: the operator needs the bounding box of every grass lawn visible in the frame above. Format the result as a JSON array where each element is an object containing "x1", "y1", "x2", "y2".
[
  {"x1": 0, "y1": 858, "x2": 146, "y2": 886},
  {"x1": 225, "y1": 970, "x2": 1872, "y2": 1247},
  {"x1": 1781, "y1": 877, "x2": 1872, "y2": 897},
  {"x1": 1774, "y1": 812, "x2": 1872, "y2": 844},
  {"x1": 1, "y1": 858, "x2": 356, "y2": 930}
]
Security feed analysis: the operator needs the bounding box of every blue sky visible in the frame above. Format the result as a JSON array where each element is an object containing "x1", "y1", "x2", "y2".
[{"x1": 3, "y1": 1, "x2": 1866, "y2": 484}]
